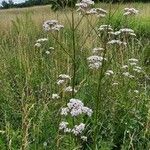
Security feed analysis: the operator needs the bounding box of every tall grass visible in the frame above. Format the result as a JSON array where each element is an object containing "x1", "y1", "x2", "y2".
[{"x1": 0, "y1": 2, "x2": 150, "y2": 150}]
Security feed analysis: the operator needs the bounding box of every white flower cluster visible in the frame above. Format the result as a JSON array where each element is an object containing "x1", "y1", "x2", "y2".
[
  {"x1": 108, "y1": 31, "x2": 121, "y2": 36},
  {"x1": 52, "y1": 93, "x2": 60, "y2": 99},
  {"x1": 35, "y1": 43, "x2": 41, "y2": 48},
  {"x1": 86, "y1": 8, "x2": 107, "y2": 17},
  {"x1": 119, "y1": 28, "x2": 136, "y2": 36},
  {"x1": 59, "y1": 121, "x2": 71, "y2": 133},
  {"x1": 87, "y1": 55, "x2": 106, "y2": 70},
  {"x1": 98, "y1": 25, "x2": 113, "y2": 32},
  {"x1": 95, "y1": 8, "x2": 107, "y2": 17},
  {"x1": 64, "y1": 86, "x2": 77, "y2": 93},
  {"x1": 105, "y1": 70, "x2": 114, "y2": 76},
  {"x1": 109, "y1": 28, "x2": 136, "y2": 37},
  {"x1": 107, "y1": 40, "x2": 127, "y2": 46},
  {"x1": 35, "y1": 38, "x2": 48, "y2": 47},
  {"x1": 76, "y1": 0, "x2": 94, "y2": 14},
  {"x1": 76, "y1": 0, "x2": 107, "y2": 17},
  {"x1": 81, "y1": 136, "x2": 88, "y2": 141},
  {"x1": 36, "y1": 38, "x2": 48, "y2": 43},
  {"x1": 72, "y1": 123, "x2": 85, "y2": 136},
  {"x1": 124, "y1": 7, "x2": 139, "y2": 16},
  {"x1": 122, "y1": 72, "x2": 134, "y2": 78},
  {"x1": 59, "y1": 99, "x2": 92, "y2": 137},
  {"x1": 59, "y1": 122, "x2": 86, "y2": 136},
  {"x1": 129, "y1": 58, "x2": 142, "y2": 73},
  {"x1": 121, "y1": 58, "x2": 142, "y2": 78},
  {"x1": 61, "y1": 98, "x2": 93, "y2": 117},
  {"x1": 122, "y1": 65, "x2": 128, "y2": 69},
  {"x1": 55, "y1": 74, "x2": 78, "y2": 96},
  {"x1": 57, "y1": 74, "x2": 71, "y2": 85},
  {"x1": 92, "y1": 47, "x2": 104, "y2": 54},
  {"x1": 43, "y1": 20, "x2": 64, "y2": 31}
]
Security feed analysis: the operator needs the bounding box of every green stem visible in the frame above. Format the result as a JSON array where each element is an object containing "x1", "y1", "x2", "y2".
[{"x1": 71, "y1": 9, "x2": 76, "y2": 98}]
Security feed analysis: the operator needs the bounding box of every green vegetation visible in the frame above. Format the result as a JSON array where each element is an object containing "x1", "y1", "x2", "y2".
[{"x1": 0, "y1": 2, "x2": 149, "y2": 149}]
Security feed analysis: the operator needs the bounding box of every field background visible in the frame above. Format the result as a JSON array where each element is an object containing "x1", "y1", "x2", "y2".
[{"x1": 0, "y1": 3, "x2": 150, "y2": 150}]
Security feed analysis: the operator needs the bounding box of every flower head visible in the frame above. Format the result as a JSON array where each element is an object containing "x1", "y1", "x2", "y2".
[
  {"x1": 98, "y1": 25, "x2": 113, "y2": 32},
  {"x1": 124, "y1": 8, "x2": 139, "y2": 16},
  {"x1": 43, "y1": 20, "x2": 64, "y2": 31},
  {"x1": 34, "y1": 43, "x2": 41, "y2": 48},
  {"x1": 52, "y1": 94, "x2": 60, "y2": 99},
  {"x1": 72, "y1": 123, "x2": 85, "y2": 136}
]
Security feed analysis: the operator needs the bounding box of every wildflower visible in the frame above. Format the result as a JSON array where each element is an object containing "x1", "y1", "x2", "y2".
[
  {"x1": 112, "y1": 82, "x2": 119, "y2": 86},
  {"x1": 59, "y1": 74, "x2": 71, "y2": 80},
  {"x1": 133, "y1": 90, "x2": 139, "y2": 94},
  {"x1": 57, "y1": 74, "x2": 71, "y2": 85},
  {"x1": 81, "y1": 136, "x2": 87, "y2": 141},
  {"x1": 87, "y1": 55, "x2": 104, "y2": 63},
  {"x1": 86, "y1": 8, "x2": 97, "y2": 15},
  {"x1": 82, "y1": 107, "x2": 93, "y2": 117},
  {"x1": 119, "y1": 28, "x2": 134, "y2": 33},
  {"x1": 87, "y1": 55, "x2": 105, "y2": 69},
  {"x1": 45, "y1": 50, "x2": 50, "y2": 55},
  {"x1": 130, "y1": 62, "x2": 137, "y2": 66},
  {"x1": 36, "y1": 38, "x2": 48, "y2": 43},
  {"x1": 123, "y1": 72, "x2": 134, "y2": 78},
  {"x1": 52, "y1": 94, "x2": 60, "y2": 99},
  {"x1": 59, "y1": 122, "x2": 71, "y2": 133},
  {"x1": 82, "y1": 0, "x2": 94, "y2": 5},
  {"x1": 98, "y1": 25, "x2": 113, "y2": 32},
  {"x1": 61, "y1": 107, "x2": 69, "y2": 116},
  {"x1": 129, "y1": 75, "x2": 135, "y2": 78},
  {"x1": 57, "y1": 79, "x2": 65, "y2": 85},
  {"x1": 122, "y1": 72, "x2": 130, "y2": 76},
  {"x1": 43, "y1": 20, "x2": 64, "y2": 31},
  {"x1": 86, "y1": 8, "x2": 107, "y2": 17},
  {"x1": 105, "y1": 70, "x2": 114, "y2": 76},
  {"x1": 51, "y1": 24, "x2": 64, "y2": 31},
  {"x1": 133, "y1": 68, "x2": 142, "y2": 73},
  {"x1": 122, "y1": 65, "x2": 128, "y2": 69},
  {"x1": 107, "y1": 40, "x2": 127, "y2": 46},
  {"x1": 68, "y1": 99, "x2": 84, "y2": 116},
  {"x1": 92, "y1": 47, "x2": 104, "y2": 54},
  {"x1": 96, "y1": 8, "x2": 107, "y2": 14},
  {"x1": 59, "y1": 99, "x2": 92, "y2": 136},
  {"x1": 64, "y1": 86, "x2": 77, "y2": 93},
  {"x1": 89, "y1": 62, "x2": 102, "y2": 69},
  {"x1": 134, "y1": 66, "x2": 142, "y2": 70},
  {"x1": 129, "y1": 58, "x2": 138, "y2": 62},
  {"x1": 34, "y1": 43, "x2": 41, "y2": 47},
  {"x1": 97, "y1": 13, "x2": 106, "y2": 17},
  {"x1": 119, "y1": 28, "x2": 136, "y2": 36},
  {"x1": 76, "y1": 2, "x2": 88, "y2": 9},
  {"x1": 108, "y1": 31, "x2": 121, "y2": 36},
  {"x1": 129, "y1": 33, "x2": 136, "y2": 36},
  {"x1": 59, "y1": 121, "x2": 69, "y2": 130},
  {"x1": 49, "y1": 47, "x2": 54, "y2": 50},
  {"x1": 64, "y1": 128, "x2": 71, "y2": 133},
  {"x1": 67, "y1": 98, "x2": 93, "y2": 117},
  {"x1": 43, "y1": 142, "x2": 47, "y2": 147},
  {"x1": 76, "y1": 0, "x2": 94, "y2": 14},
  {"x1": 72, "y1": 123, "x2": 85, "y2": 136},
  {"x1": 124, "y1": 7, "x2": 139, "y2": 16}
]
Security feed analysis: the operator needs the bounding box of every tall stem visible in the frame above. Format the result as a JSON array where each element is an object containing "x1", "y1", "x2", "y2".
[
  {"x1": 71, "y1": 9, "x2": 76, "y2": 98},
  {"x1": 94, "y1": 3, "x2": 112, "y2": 148}
]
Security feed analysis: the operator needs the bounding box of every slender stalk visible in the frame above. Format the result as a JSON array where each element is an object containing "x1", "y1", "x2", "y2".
[
  {"x1": 93, "y1": 3, "x2": 112, "y2": 149},
  {"x1": 71, "y1": 9, "x2": 76, "y2": 98}
]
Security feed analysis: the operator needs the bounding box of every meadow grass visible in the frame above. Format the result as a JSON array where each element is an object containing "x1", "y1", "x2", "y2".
[{"x1": 0, "y1": 2, "x2": 150, "y2": 150}]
